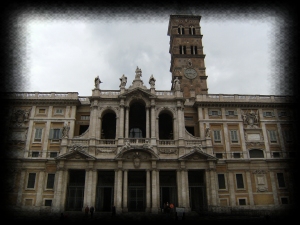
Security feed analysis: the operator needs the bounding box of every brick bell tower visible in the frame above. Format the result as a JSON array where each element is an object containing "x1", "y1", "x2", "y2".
[{"x1": 168, "y1": 14, "x2": 208, "y2": 98}]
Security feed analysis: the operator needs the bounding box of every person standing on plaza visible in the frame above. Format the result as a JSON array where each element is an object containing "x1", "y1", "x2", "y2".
[
  {"x1": 112, "y1": 205, "x2": 116, "y2": 217},
  {"x1": 90, "y1": 206, "x2": 94, "y2": 218},
  {"x1": 85, "y1": 205, "x2": 89, "y2": 219}
]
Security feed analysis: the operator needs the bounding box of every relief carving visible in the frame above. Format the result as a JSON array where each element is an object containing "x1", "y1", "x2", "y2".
[
  {"x1": 158, "y1": 148, "x2": 177, "y2": 154},
  {"x1": 11, "y1": 108, "x2": 31, "y2": 125},
  {"x1": 242, "y1": 109, "x2": 259, "y2": 128}
]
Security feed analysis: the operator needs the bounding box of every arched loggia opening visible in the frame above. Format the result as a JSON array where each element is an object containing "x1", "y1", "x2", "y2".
[
  {"x1": 129, "y1": 101, "x2": 146, "y2": 138},
  {"x1": 101, "y1": 111, "x2": 116, "y2": 139},
  {"x1": 158, "y1": 111, "x2": 173, "y2": 140}
]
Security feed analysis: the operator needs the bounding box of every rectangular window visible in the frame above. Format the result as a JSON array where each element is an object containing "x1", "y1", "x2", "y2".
[
  {"x1": 281, "y1": 197, "x2": 288, "y2": 204},
  {"x1": 54, "y1": 108, "x2": 63, "y2": 114},
  {"x1": 272, "y1": 152, "x2": 280, "y2": 158},
  {"x1": 268, "y1": 130, "x2": 277, "y2": 143},
  {"x1": 34, "y1": 128, "x2": 43, "y2": 142},
  {"x1": 277, "y1": 173, "x2": 286, "y2": 188},
  {"x1": 213, "y1": 130, "x2": 221, "y2": 143},
  {"x1": 216, "y1": 153, "x2": 223, "y2": 159},
  {"x1": 230, "y1": 130, "x2": 239, "y2": 143},
  {"x1": 45, "y1": 200, "x2": 52, "y2": 206},
  {"x1": 184, "y1": 116, "x2": 193, "y2": 120},
  {"x1": 218, "y1": 174, "x2": 226, "y2": 189},
  {"x1": 32, "y1": 152, "x2": 39, "y2": 157},
  {"x1": 80, "y1": 115, "x2": 90, "y2": 120},
  {"x1": 238, "y1": 199, "x2": 246, "y2": 205},
  {"x1": 279, "y1": 111, "x2": 287, "y2": 117},
  {"x1": 283, "y1": 129, "x2": 293, "y2": 142},
  {"x1": 209, "y1": 109, "x2": 221, "y2": 116},
  {"x1": 289, "y1": 152, "x2": 296, "y2": 158},
  {"x1": 233, "y1": 153, "x2": 241, "y2": 158},
  {"x1": 226, "y1": 110, "x2": 237, "y2": 116},
  {"x1": 236, "y1": 174, "x2": 244, "y2": 189},
  {"x1": 27, "y1": 173, "x2": 36, "y2": 188},
  {"x1": 50, "y1": 152, "x2": 58, "y2": 158},
  {"x1": 38, "y1": 108, "x2": 46, "y2": 114},
  {"x1": 46, "y1": 174, "x2": 55, "y2": 189},
  {"x1": 49, "y1": 128, "x2": 62, "y2": 140},
  {"x1": 263, "y1": 111, "x2": 274, "y2": 117}
]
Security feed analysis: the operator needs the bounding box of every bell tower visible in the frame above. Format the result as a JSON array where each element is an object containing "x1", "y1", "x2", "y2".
[{"x1": 168, "y1": 14, "x2": 208, "y2": 98}]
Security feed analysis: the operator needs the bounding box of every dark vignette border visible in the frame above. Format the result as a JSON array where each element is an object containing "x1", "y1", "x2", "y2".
[{"x1": 1, "y1": 0, "x2": 299, "y2": 222}]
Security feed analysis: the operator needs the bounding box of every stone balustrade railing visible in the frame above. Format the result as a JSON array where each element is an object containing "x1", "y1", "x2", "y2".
[
  {"x1": 5, "y1": 92, "x2": 292, "y2": 103},
  {"x1": 5, "y1": 92, "x2": 79, "y2": 99}
]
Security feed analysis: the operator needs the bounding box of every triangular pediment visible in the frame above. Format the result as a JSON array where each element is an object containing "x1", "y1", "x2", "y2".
[
  {"x1": 119, "y1": 87, "x2": 157, "y2": 98},
  {"x1": 56, "y1": 149, "x2": 96, "y2": 161},
  {"x1": 179, "y1": 149, "x2": 217, "y2": 161}
]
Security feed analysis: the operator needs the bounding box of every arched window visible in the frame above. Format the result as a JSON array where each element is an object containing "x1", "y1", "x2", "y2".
[
  {"x1": 249, "y1": 149, "x2": 264, "y2": 158},
  {"x1": 129, "y1": 128, "x2": 143, "y2": 138},
  {"x1": 190, "y1": 46, "x2": 197, "y2": 55},
  {"x1": 179, "y1": 45, "x2": 186, "y2": 54},
  {"x1": 178, "y1": 25, "x2": 185, "y2": 35},
  {"x1": 189, "y1": 26, "x2": 196, "y2": 35}
]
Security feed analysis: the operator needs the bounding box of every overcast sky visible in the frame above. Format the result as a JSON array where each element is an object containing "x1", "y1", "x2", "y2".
[{"x1": 22, "y1": 11, "x2": 276, "y2": 97}]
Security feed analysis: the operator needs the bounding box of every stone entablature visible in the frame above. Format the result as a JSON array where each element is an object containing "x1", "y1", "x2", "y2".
[
  {"x1": 195, "y1": 94, "x2": 293, "y2": 103},
  {"x1": 5, "y1": 92, "x2": 78, "y2": 99}
]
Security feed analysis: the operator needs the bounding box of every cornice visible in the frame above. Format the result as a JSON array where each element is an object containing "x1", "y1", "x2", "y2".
[
  {"x1": 7, "y1": 99, "x2": 80, "y2": 106},
  {"x1": 193, "y1": 102, "x2": 294, "y2": 108}
]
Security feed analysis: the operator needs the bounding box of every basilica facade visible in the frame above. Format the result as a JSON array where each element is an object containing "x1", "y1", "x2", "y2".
[{"x1": 5, "y1": 14, "x2": 295, "y2": 217}]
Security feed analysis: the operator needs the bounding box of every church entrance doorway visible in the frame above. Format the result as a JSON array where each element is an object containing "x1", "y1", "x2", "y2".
[{"x1": 128, "y1": 171, "x2": 146, "y2": 212}]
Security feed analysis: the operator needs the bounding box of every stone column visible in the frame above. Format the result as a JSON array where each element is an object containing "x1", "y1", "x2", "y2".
[
  {"x1": 114, "y1": 170, "x2": 118, "y2": 207},
  {"x1": 83, "y1": 169, "x2": 94, "y2": 207},
  {"x1": 119, "y1": 99, "x2": 125, "y2": 140},
  {"x1": 261, "y1": 123, "x2": 271, "y2": 158},
  {"x1": 151, "y1": 169, "x2": 159, "y2": 213},
  {"x1": 99, "y1": 117, "x2": 103, "y2": 139},
  {"x1": 228, "y1": 172, "x2": 236, "y2": 206},
  {"x1": 277, "y1": 122, "x2": 286, "y2": 154},
  {"x1": 36, "y1": 170, "x2": 45, "y2": 206},
  {"x1": 69, "y1": 106, "x2": 76, "y2": 139},
  {"x1": 60, "y1": 169, "x2": 68, "y2": 210},
  {"x1": 176, "y1": 169, "x2": 182, "y2": 207},
  {"x1": 52, "y1": 164, "x2": 65, "y2": 212},
  {"x1": 209, "y1": 168, "x2": 218, "y2": 207},
  {"x1": 122, "y1": 170, "x2": 128, "y2": 212},
  {"x1": 181, "y1": 169, "x2": 188, "y2": 208},
  {"x1": 177, "y1": 104, "x2": 184, "y2": 140},
  {"x1": 146, "y1": 170, "x2": 151, "y2": 212},
  {"x1": 270, "y1": 171, "x2": 279, "y2": 205},
  {"x1": 43, "y1": 121, "x2": 51, "y2": 158},
  {"x1": 239, "y1": 122, "x2": 247, "y2": 159},
  {"x1": 156, "y1": 169, "x2": 160, "y2": 210},
  {"x1": 116, "y1": 169, "x2": 123, "y2": 213},
  {"x1": 16, "y1": 169, "x2": 26, "y2": 206},
  {"x1": 90, "y1": 169, "x2": 97, "y2": 209},
  {"x1": 205, "y1": 170, "x2": 211, "y2": 207},
  {"x1": 223, "y1": 123, "x2": 230, "y2": 159},
  {"x1": 89, "y1": 100, "x2": 98, "y2": 139},
  {"x1": 197, "y1": 106, "x2": 205, "y2": 139},
  {"x1": 125, "y1": 107, "x2": 129, "y2": 138},
  {"x1": 146, "y1": 107, "x2": 150, "y2": 139},
  {"x1": 184, "y1": 169, "x2": 190, "y2": 211},
  {"x1": 150, "y1": 100, "x2": 156, "y2": 144},
  {"x1": 246, "y1": 171, "x2": 254, "y2": 206},
  {"x1": 24, "y1": 106, "x2": 35, "y2": 158}
]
